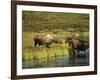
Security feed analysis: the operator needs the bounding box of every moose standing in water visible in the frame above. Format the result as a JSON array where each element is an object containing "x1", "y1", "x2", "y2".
[
  {"x1": 34, "y1": 34, "x2": 62, "y2": 48},
  {"x1": 65, "y1": 33, "x2": 89, "y2": 57}
]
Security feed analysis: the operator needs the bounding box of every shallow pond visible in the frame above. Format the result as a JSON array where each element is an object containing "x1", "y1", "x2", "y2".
[{"x1": 22, "y1": 54, "x2": 89, "y2": 69}]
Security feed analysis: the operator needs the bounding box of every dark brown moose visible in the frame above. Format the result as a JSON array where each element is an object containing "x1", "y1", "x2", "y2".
[{"x1": 65, "y1": 35, "x2": 89, "y2": 57}]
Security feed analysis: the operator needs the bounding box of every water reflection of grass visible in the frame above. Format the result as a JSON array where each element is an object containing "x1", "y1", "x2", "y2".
[{"x1": 22, "y1": 45, "x2": 69, "y2": 63}]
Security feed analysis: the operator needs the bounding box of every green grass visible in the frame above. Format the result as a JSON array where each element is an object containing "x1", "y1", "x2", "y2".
[{"x1": 22, "y1": 11, "x2": 89, "y2": 32}]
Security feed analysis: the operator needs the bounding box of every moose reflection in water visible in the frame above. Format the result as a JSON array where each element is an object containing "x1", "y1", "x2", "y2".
[{"x1": 22, "y1": 32, "x2": 89, "y2": 69}]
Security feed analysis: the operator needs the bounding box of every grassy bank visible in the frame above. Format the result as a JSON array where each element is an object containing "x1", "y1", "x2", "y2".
[{"x1": 22, "y1": 32, "x2": 89, "y2": 68}]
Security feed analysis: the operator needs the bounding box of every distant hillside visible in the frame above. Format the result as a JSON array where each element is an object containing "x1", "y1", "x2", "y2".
[{"x1": 22, "y1": 11, "x2": 89, "y2": 32}]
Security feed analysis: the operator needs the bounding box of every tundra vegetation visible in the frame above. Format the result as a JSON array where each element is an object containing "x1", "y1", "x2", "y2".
[{"x1": 22, "y1": 11, "x2": 89, "y2": 68}]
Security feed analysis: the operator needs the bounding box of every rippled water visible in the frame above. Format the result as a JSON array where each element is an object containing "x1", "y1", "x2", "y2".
[{"x1": 22, "y1": 54, "x2": 89, "y2": 69}]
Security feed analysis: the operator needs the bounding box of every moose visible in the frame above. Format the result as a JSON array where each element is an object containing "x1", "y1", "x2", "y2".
[
  {"x1": 34, "y1": 34, "x2": 62, "y2": 48},
  {"x1": 65, "y1": 34, "x2": 89, "y2": 57}
]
